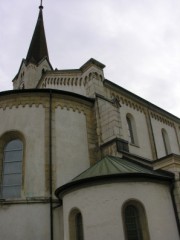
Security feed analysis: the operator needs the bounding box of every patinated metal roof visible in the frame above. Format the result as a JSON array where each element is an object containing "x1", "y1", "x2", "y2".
[
  {"x1": 55, "y1": 155, "x2": 173, "y2": 199},
  {"x1": 72, "y1": 155, "x2": 171, "y2": 181}
]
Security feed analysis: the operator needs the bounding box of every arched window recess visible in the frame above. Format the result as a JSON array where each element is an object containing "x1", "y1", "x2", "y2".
[
  {"x1": 122, "y1": 200, "x2": 150, "y2": 240},
  {"x1": 126, "y1": 114, "x2": 138, "y2": 146},
  {"x1": 0, "y1": 133, "x2": 24, "y2": 199},
  {"x1": 69, "y1": 208, "x2": 84, "y2": 240},
  {"x1": 162, "y1": 128, "x2": 171, "y2": 155}
]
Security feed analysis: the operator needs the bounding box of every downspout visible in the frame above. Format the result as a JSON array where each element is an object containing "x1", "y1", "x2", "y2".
[
  {"x1": 170, "y1": 181, "x2": 180, "y2": 236},
  {"x1": 49, "y1": 90, "x2": 54, "y2": 240}
]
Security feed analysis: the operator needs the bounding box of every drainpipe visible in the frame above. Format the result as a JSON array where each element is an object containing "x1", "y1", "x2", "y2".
[
  {"x1": 170, "y1": 181, "x2": 180, "y2": 237},
  {"x1": 49, "y1": 90, "x2": 54, "y2": 240}
]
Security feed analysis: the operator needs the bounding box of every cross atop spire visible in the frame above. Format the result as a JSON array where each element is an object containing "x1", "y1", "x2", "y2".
[{"x1": 39, "y1": 0, "x2": 43, "y2": 9}]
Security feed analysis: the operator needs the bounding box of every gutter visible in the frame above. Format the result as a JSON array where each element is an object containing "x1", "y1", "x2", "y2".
[{"x1": 55, "y1": 173, "x2": 172, "y2": 200}]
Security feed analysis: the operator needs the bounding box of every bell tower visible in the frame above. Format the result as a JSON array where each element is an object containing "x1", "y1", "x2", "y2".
[{"x1": 13, "y1": 1, "x2": 52, "y2": 89}]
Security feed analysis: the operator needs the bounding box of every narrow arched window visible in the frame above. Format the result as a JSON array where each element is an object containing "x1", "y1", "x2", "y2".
[
  {"x1": 126, "y1": 114, "x2": 138, "y2": 145},
  {"x1": 69, "y1": 209, "x2": 84, "y2": 240},
  {"x1": 123, "y1": 201, "x2": 150, "y2": 240},
  {"x1": 162, "y1": 129, "x2": 171, "y2": 155},
  {"x1": 124, "y1": 205, "x2": 143, "y2": 240},
  {"x1": 1, "y1": 139, "x2": 23, "y2": 198},
  {"x1": 75, "y1": 212, "x2": 84, "y2": 240}
]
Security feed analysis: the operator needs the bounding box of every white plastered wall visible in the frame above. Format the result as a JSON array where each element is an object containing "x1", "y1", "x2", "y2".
[
  {"x1": 0, "y1": 105, "x2": 46, "y2": 197},
  {"x1": 151, "y1": 118, "x2": 180, "y2": 158},
  {"x1": 54, "y1": 108, "x2": 90, "y2": 187},
  {"x1": 0, "y1": 203, "x2": 50, "y2": 240},
  {"x1": 121, "y1": 105, "x2": 153, "y2": 159},
  {"x1": 63, "y1": 181, "x2": 179, "y2": 240}
]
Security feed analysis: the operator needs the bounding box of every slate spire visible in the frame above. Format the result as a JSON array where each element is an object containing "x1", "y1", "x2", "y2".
[{"x1": 26, "y1": 1, "x2": 49, "y2": 64}]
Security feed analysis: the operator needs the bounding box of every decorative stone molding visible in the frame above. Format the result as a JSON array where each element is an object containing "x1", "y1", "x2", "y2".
[
  {"x1": 40, "y1": 71, "x2": 104, "y2": 92},
  {"x1": 110, "y1": 91, "x2": 145, "y2": 113},
  {"x1": 153, "y1": 154, "x2": 180, "y2": 180},
  {"x1": 150, "y1": 111, "x2": 174, "y2": 127},
  {"x1": 109, "y1": 91, "x2": 175, "y2": 127}
]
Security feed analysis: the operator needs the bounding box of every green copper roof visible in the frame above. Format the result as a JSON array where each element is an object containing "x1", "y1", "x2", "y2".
[
  {"x1": 55, "y1": 155, "x2": 173, "y2": 199},
  {"x1": 72, "y1": 155, "x2": 169, "y2": 182}
]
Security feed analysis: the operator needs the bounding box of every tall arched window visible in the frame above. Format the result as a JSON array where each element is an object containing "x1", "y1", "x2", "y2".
[
  {"x1": 162, "y1": 129, "x2": 171, "y2": 155},
  {"x1": 126, "y1": 114, "x2": 138, "y2": 145},
  {"x1": 75, "y1": 212, "x2": 83, "y2": 240},
  {"x1": 69, "y1": 209, "x2": 84, "y2": 240},
  {"x1": 123, "y1": 200, "x2": 150, "y2": 240},
  {"x1": 124, "y1": 205, "x2": 143, "y2": 240},
  {"x1": 1, "y1": 139, "x2": 23, "y2": 198}
]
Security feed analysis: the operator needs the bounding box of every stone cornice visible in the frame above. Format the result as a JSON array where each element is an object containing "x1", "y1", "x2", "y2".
[
  {"x1": 153, "y1": 154, "x2": 180, "y2": 170},
  {"x1": 105, "y1": 79, "x2": 180, "y2": 124},
  {"x1": 0, "y1": 89, "x2": 94, "y2": 110}
]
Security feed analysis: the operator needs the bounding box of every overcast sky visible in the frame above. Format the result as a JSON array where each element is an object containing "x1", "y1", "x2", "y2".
[{"x1": 0, "y1": 0, "x2": 180, "y2": 117}]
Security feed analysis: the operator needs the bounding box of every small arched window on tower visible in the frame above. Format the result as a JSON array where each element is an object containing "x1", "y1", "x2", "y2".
[
  {"x1": 69, "y1": 208, "x2": 84, "y2": 240},
  {"x1": 162, "y1": 128, "x2": 171, "y2": 155},
  {"x1": 126, "y1": 114, "x2": 138, "y2": 145},
  {"x1": 123, "y1": 200, "x2": 150, "y2": 240},
  {"x1": 1, "y1": 139, "x2": 23, "y2": 199}
]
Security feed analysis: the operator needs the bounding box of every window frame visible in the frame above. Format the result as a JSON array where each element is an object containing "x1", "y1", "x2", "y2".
[
  {"x1": 0, "y1": 131, "x2": 25, "y2": 199},
  {"x1": 69, "y1": 208, "x2": 84, "y2": 240},
  {"x1": 126, "y1": 114, "x2": 138, "y2": 146},
  {"x1": 161, "y1": 128, "x2": 171, "y2": 155},
  {"x1": 122, "y1": 200, "x2": 150, "y2": 240}
]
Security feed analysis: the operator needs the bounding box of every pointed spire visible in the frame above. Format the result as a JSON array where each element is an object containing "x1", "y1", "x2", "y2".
[{"x1": 26, "y1": 2, "x2": 49, "y2": 65}]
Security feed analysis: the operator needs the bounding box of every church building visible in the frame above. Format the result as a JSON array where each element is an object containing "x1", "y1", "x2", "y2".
[{"x1": 0, "y1": 3, "x2": 180, "y2": 240}]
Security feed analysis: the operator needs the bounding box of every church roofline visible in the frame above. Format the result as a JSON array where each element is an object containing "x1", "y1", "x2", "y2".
[
  {"x1": 48, "y1": 58, "x2": 105, "y2": 73},
  {"x1": 36, "y1": 58, "x2": 105, "y2": 87},
  {"x1": 104, "y1": 79, "x2": 180, "y2": 122},
  {"x1": 80, "y1": 58, "x2": 106, "y2": 71}
]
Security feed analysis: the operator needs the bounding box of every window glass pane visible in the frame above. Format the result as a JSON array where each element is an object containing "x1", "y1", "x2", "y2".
[
  {"x1": 76, "y1": 213, "x2": 84, "y2": 240},
  {"x1": 3, "y1": 174, "x2": 22, "y2": 186},
  {"x1": 4, "y1": 162, "x2": 22, "y2": 174},
  {"x1": 127, "y1": 117, "x2": 135, "y2": 144},
  {"x1": 4, "y1": 150, "x2": 23, "y2": 162},
  {"x1": 162, "y1": 129, "x2": 171, "y2": 155},
  {"x1": 125, "y1": 205, "x2": 142, "y2": 240},
  {"x1": 5, "y1": 139, "x2": 23, "y2": 151},
  {"x1": 2, "y1": 186, "x2": 21, "y2": 198},
  {"x1": 1, "y1": 139, "x2": 23, "y2": 199}
]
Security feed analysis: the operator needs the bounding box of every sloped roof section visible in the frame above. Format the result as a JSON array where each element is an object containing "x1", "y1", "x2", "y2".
[
  {"x1": 72, "y1": 155, "x2": 172, "y2": 181},
  {"x1": 55, "y1": 155, "x2": 173, "y2": 199},
  {"x1": 26, "y1": 6, "x2": 49, "y2": 65}
]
